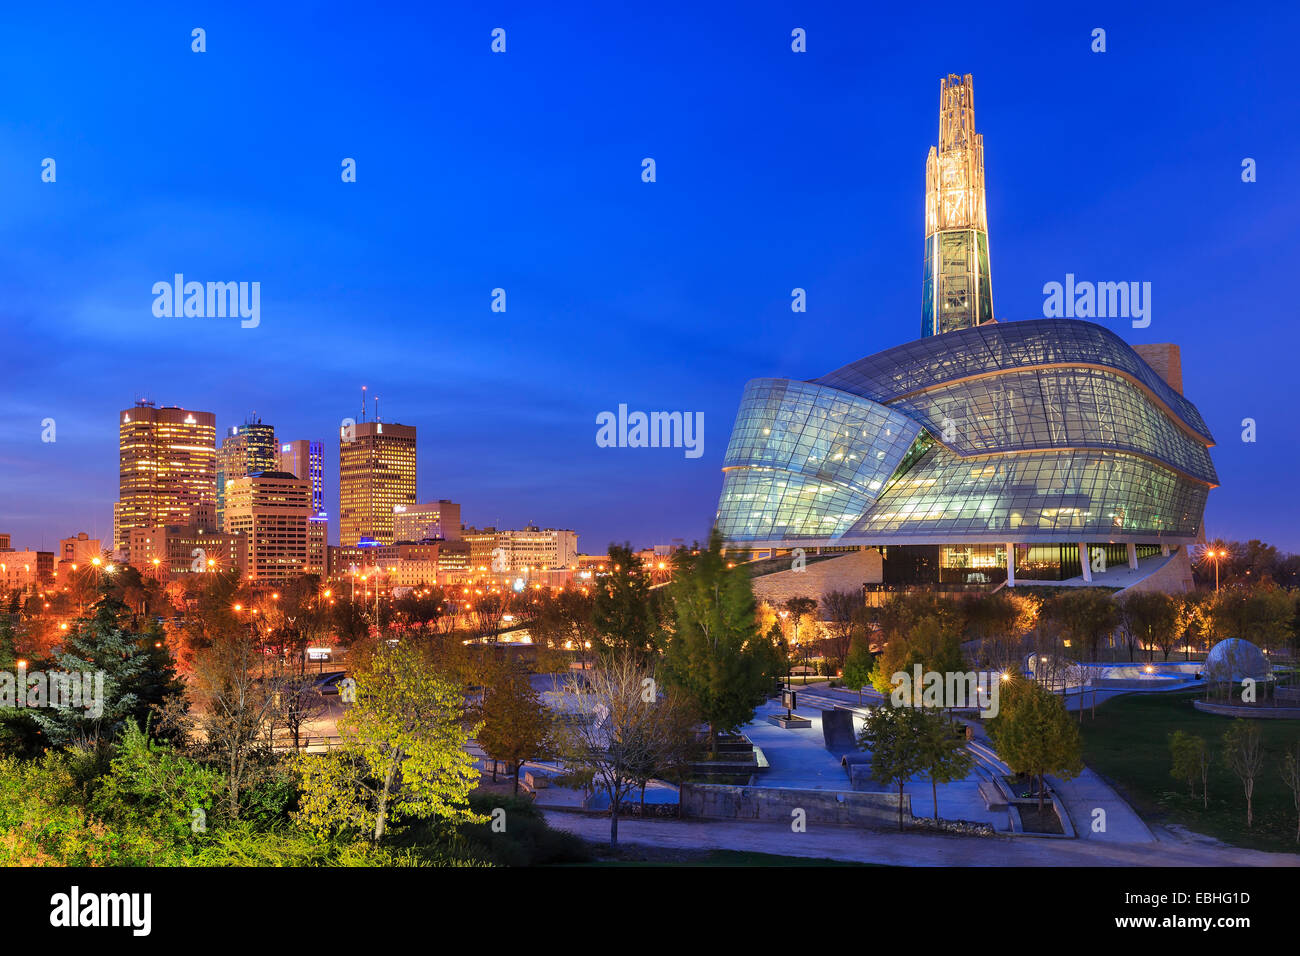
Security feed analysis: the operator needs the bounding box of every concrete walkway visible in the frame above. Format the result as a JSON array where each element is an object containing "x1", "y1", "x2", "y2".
[{"x1": 542, "y1": 811, "x2": 1300, "y2": 867}]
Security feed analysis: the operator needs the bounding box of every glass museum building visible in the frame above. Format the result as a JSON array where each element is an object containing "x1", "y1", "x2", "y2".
[{"x1": 713, "y1": 75, "x2": 1217, "y2": 589}]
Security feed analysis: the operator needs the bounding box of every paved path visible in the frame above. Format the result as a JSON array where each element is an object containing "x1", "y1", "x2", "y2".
[{"x1": 542, "y1": 811, "x2": 1300, "y2": 867}]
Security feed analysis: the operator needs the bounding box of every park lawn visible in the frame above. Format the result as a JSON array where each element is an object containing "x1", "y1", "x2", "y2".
[{"x1": 1080, "y1": 689, "x2": 1300, "y2": 853}]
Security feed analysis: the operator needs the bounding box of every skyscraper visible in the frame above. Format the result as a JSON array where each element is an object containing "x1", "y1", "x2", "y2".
[
  {"x1": 921, "y1": 73, "x2": 994, "y2": 338},
  {"x1": 114, "y1": 401, "x2": 217, "y2": 557},
  {"x1": 338, "y1": 420, "x2": 417, "y2": 546},
  {"x1": 278, "y1": 439, "x2": 328, "y2": 575},
  {"x1": 223, "y1": 471, "x2": 312, "y2": 582},
  {"x1": 216, "y1": 416, "x2": 277, "y2": 528},
  {"x1": 277, "y1": 439, "x2": 325, "y2": 515}
]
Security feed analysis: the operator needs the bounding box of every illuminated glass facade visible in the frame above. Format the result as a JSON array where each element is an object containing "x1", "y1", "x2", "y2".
[
  {"x1": 716, "y1": 320, "x2": 1217, "y2": 549},
  {"x1": 715, "y1": 74, "x2": 1218, "y2": 564}
]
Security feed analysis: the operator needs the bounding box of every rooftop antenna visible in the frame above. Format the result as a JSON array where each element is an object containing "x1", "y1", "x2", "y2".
[
  {"x1": 374, "y1": 395, "x2": 380, "y2": 422},
  {"x1": 361, "y1": 385, "x2": 367, "y2": 423}
]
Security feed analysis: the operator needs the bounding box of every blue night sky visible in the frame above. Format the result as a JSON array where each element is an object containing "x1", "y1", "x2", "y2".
[{"x1": 1, "y1": 2, "x2": 1297, "y2": 554}]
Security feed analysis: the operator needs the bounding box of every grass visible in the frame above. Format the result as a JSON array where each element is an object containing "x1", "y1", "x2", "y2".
[{"x1": 1080, "y1": 689, "x2": 1300, "y2": 853}]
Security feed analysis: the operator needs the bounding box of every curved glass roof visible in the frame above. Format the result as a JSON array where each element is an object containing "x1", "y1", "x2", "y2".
[{"x1": 812, "y1": 318, "x2": 1214, "y2": 443}]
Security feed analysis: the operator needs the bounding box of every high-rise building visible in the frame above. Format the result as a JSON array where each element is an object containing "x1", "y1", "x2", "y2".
[
  {"x1": 278, "y1": 439, "x2": 328, "y2": 575},
  {"x1": 393, "y1": 500, "x2": 461, "y2": 543},
  {"x1": 921, "y1": 74, "x2": 994, "y2": 338},
  {"x1": 223, "y1": 471, "x2": 312, "y2": 582},
  {"x1": 277, "y1": 440, "x2": 325, "y2": 515},
  {"x1": 338, "y1": 420, "x2": 417, "y2": 546},
  {"x1": 216, "y1": 416, "x2": 277, "y2": 528},
  {"x1": 114, "y1": 401, "x2": 217, "y2": 558}
]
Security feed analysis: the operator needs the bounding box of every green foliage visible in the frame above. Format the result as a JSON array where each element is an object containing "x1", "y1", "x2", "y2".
[
  {"x1": 662, "y1": 532, "x2": 772, "y2": 749},
  {"x1": 857, "y1": 705, "x2": 929, "y2": 829},
  {"x1": 987, "y1": 678, "x2": 1082, "y2": 809},
  {"x1": 842, "y1": 633, "x2": 875, "y2": 702},
  {"x1": 592, "y1": 544, "x2": 659, "y2": 663},
  {"x1": 89, "y1": 719, "x2": 225, "y2": 840},
  {"x1": 476, "y1": 657, "x2": 555, "y2": 794},
  {"x1": 1168, "y1": 729, "x2": 1204, "y2": 798},
  {"x1": 296, "y1": 640, "x2": 483, "y2": 841}
]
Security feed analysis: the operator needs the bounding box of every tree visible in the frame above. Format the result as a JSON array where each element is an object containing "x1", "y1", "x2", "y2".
[
  {"x1": 1047, "y1": 589, "x2": 1120, "y2": 717},
  {"x1": 169, "y1": 630, "x2": 278, "y2": 819},
  {"x1": 987, "y1": 678, "x2": 1082, "y2": 812},
  {"x1": 820, "y1": 590, "x2": 864, "y2": 670},
  {"x1": 591, "y1": 544, "x2": 659, "y2": 665},
  {"x1": 267, "y1": 661, "x2": 329, "y2": 752},
  {"x1": 1117, "y1": 591, "x2": 1177, "y2": 662},
  {"x1": 1168, "y1": 730, "x2": 1201, "y2": 799},
  {"x1": 781, "y1": 596, "x2": 820, "y2": 673},
  {"x1": 965, "y1": 590, "x2": 1040, "y2": 673},
  {"x1": 1222, "y1": 720, "x2": 1264, "y2": 828},
  {"x1": 476, "y1": 656, "x2": 555, "y2": 796},
  {"x1": 1281, "y1": 743, "x2": 1300, "y2": 844},
  {"x1": 858, "y1": 705, "x2": 927, "y2": 830},
  {"x1": 869, "y1": 613, "x2": 964, "y2": 698},
  {"x1": 661, "y1": 532, "x2": 773, "y2": 756},
  {"x1": 559, "y1": 655, "x2": 674, "y2": 846},
  {"x1": 842, "y1": 633, "x2": 875, "y2": 705},
  {"x1": 33, "y1": 593, "x2": 157, "y2": 750},
  {"x1": 346, "y1": 640, "x2": 481, "y2": 840},
  {"x1": 916, "y1": 709, "x2": 973, "y2": 821}
]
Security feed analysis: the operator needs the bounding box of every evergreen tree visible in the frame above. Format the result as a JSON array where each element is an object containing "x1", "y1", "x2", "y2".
[
  {"x1": 31, "y1": 594, "x2": 152, "y2": 750},
  {"x1": 591, "y1": 544, "x2": 658, "y2": 664},
  {"x1": 662, "y1": 532, "x2": 772, "y2": 755}
]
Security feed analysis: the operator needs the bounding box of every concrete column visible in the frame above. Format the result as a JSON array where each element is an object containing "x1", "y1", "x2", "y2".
[
  {"x1": 1161, "y1": 543, "x2": 1170, "y2": 557},
  {"x1": 1005, "y1": 544, "x2": 1016, "y2": 588},
  {"x1": 1079, "y1": 542, "x2": 1093, "y2": 583},
  {"x1": 1127, "y1": 542, "x2": 1138, "y2": 570}
]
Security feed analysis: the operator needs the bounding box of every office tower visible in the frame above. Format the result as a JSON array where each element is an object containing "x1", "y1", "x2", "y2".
[
  {"x1": 338, "y1": 420, "x2": 417, "y2": 546},
  {"x1": 392, "y1": 500, "x2": 461, "y2": 543},
  {"x1": 279, "y1": 439, "x2": 328, "y2": 574},
  {"x1": 223, "y1": 471, "x2": 312, "y2": 582},
  {"x1": 216, "y1": 416, "x2": 277, "y2": 528},
  {"x1": 277, "y1": 439, "x2": 325, "y2": 515},
  {"x1": 114, "y1": 401, "x2": 217, "y2": 558},
  {"x1": 921, "y1": 73, "x2": 994, "y2": 337}
]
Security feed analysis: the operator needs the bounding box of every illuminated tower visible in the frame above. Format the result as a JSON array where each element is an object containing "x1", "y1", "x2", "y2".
[
  {"x1": 339, "y1": 419, "x2": 417, "y2": 546},
  {"x1": 113, "y1": 401, "x2": 217, "y2": 556},
  {"x1": 921, "y1": 74, "x2": 994, "y2": 337},
  {"x1": 215, "y1": 416, "x2": 277, "y2": 528}
]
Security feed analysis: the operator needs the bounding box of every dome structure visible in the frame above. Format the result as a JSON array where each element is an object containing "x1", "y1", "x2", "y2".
[{"x1": 1204, "y1": 638, "x2": 1271, "y2": 683}]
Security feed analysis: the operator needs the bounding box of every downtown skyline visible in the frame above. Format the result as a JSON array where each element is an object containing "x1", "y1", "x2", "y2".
[{"x1": 2, "y1": 4, "x2": 1298, "y2": 553}]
